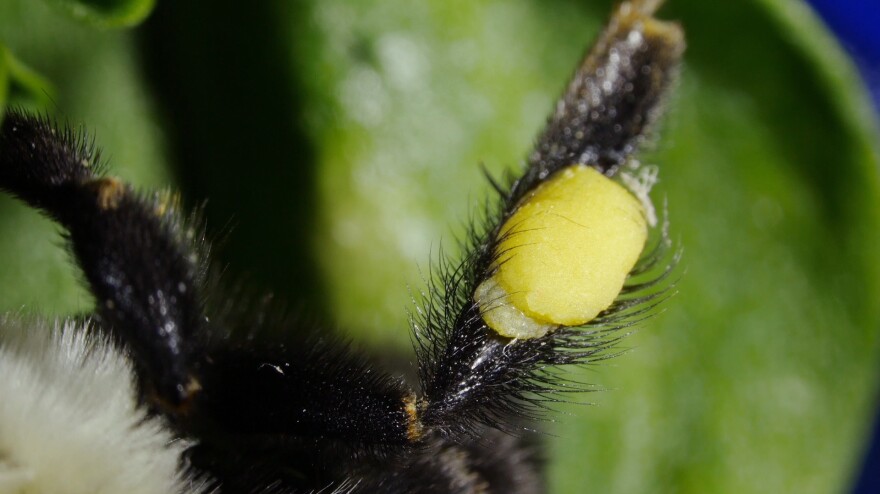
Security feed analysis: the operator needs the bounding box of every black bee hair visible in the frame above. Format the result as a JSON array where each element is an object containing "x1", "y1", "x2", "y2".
[{"x1": 0, "y1": 1, "x2": 684, "y2": 493}]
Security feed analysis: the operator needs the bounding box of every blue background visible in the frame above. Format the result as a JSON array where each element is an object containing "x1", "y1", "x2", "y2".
[
  {"x1": 805, "y1": 2, "x2": 880, "y2": 493},
  {"x1": 807, "y1": 0, "x2": 880, "y2": 110}
]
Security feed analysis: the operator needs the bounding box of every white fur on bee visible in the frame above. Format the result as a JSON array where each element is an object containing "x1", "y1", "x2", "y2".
[{"x1": 0, "y1": 316, "x2": 207, "y2": 494}]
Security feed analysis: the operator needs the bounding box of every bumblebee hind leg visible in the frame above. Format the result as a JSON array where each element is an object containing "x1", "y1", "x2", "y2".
[{"x1": 0, "y1": 111, "x2": 207, "y2": 410}]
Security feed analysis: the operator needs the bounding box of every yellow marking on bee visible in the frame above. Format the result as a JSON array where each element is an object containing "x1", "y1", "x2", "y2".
[
  {"x1": 88, "y1": 177, "x2": 125, "y2": 210},
  {"x1": 641, "y1": 11, "x2": 684, "y2": 45},
  {"x1": 476, "y1": 165, "x2": 648, "y2": 339},
  {"x1": 185, "y1": 376, "x2": 203, "y2": 395},
  {"x1": 150, "y1": 375, "x2": 202, "y2": 418},
  {"x1": 616, "y1": 0, "x2": 683, "y2": 48},
  {"x1": 403, "y1": 394, "x2": 424, "y2": 442},
  {"x1": 154, "y1": 190, "x2": 181, "y2": 218}
]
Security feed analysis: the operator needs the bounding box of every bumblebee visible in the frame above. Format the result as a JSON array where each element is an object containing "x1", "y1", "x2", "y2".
[{"x1": 0, "y1": 1, "x2": 682, "y2": 492}]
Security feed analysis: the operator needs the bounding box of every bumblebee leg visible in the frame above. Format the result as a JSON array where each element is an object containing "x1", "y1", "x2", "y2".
[
  {"x1": 416, "y1": 0, "x2": 684, "y2": 437},
  {"x1": 516, "y1": 0, "x2": 685, "y2": 195},
  {"x1": 192, "y1": 336, "x2": 415, "y2": 445},
  {"x1": 0, "y1": 111, "x2": 206, "y2": 408}
]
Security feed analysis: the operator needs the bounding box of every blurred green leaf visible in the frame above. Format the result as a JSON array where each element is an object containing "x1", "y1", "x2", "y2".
[
  {"x1": 0, "y1": 0, "x2": 171, "y2": 316},
  {"x1": 0, "y1": 44, "x2": 54, "y2": 118},
  {"x1": 0, "y1": 48, "x2": 7, "y2": 116},
  {"x1": 43, "y1": 0, "x2": 155, "y2": 28}
]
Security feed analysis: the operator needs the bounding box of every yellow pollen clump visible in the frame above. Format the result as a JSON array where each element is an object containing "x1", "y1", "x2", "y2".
[
  {"x1": 476, "y1": 165, "x2": 647, "y2": 339},
  {"x1": 89, "y1": 177, "x2": 125, "y2": 210}
]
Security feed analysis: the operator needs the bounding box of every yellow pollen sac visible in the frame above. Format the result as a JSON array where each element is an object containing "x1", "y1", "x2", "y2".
[{"x1": 476, "y1": 165, "x2": 648, "y2": 339}]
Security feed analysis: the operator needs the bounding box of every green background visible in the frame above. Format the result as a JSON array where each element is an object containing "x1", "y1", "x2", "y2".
[{"x1": 1, "y1": 0, "x2": 878, "y2": 492}]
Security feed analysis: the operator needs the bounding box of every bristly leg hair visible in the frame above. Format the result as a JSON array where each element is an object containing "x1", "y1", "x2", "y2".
[
  {"x1": 412, "y1": 0, "x2": 684, "y2": 440},
  {"x1": 0, "y1": 108, "x2": 213, "y2": 411}
]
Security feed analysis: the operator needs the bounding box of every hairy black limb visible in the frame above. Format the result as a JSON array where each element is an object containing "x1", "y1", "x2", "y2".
[
  {"x1": 414, "y1": 2, "x2": 684, "y2": 439},
  {"x1": 0, "y1": 111, "x2": 433, "y2": 492},
  {"x1": 195, "y1": 338, "x2": 412, "y2": 444},
  {"x1": 512, "y1": 1, "x2": 684, "y2": 205},
  {"x1": 184, "y1": 338, "x2": 415, "y2": 492},
  {"x1": 348, "y1": 430, "x2": 542, "y2": 494},
  {"x1": 0, "y1": 110, "x2": 206, "y2": 407}
]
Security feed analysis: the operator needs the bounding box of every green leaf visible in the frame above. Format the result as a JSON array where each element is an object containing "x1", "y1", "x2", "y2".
[
  {"x1": 42, "y1": 0, "x2": 156, "y2": 28},
  {"x1": 0, "y1": 0, "x2": 172, "y2": 315},
  {"x1": 0, "y1": 49, "x2": 8, "y2": 117},
  {"x1": 0, "y1": 44, "x2": 54, "y2": 117}
]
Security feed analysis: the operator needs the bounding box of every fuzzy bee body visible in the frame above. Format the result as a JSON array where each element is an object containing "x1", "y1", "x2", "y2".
[
  {"x1": 0, "y1": 2, "x2": 683, "y2": 493},
  {"x1": 0, "y1": 319, "x2": 203, "y2": 494}
]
